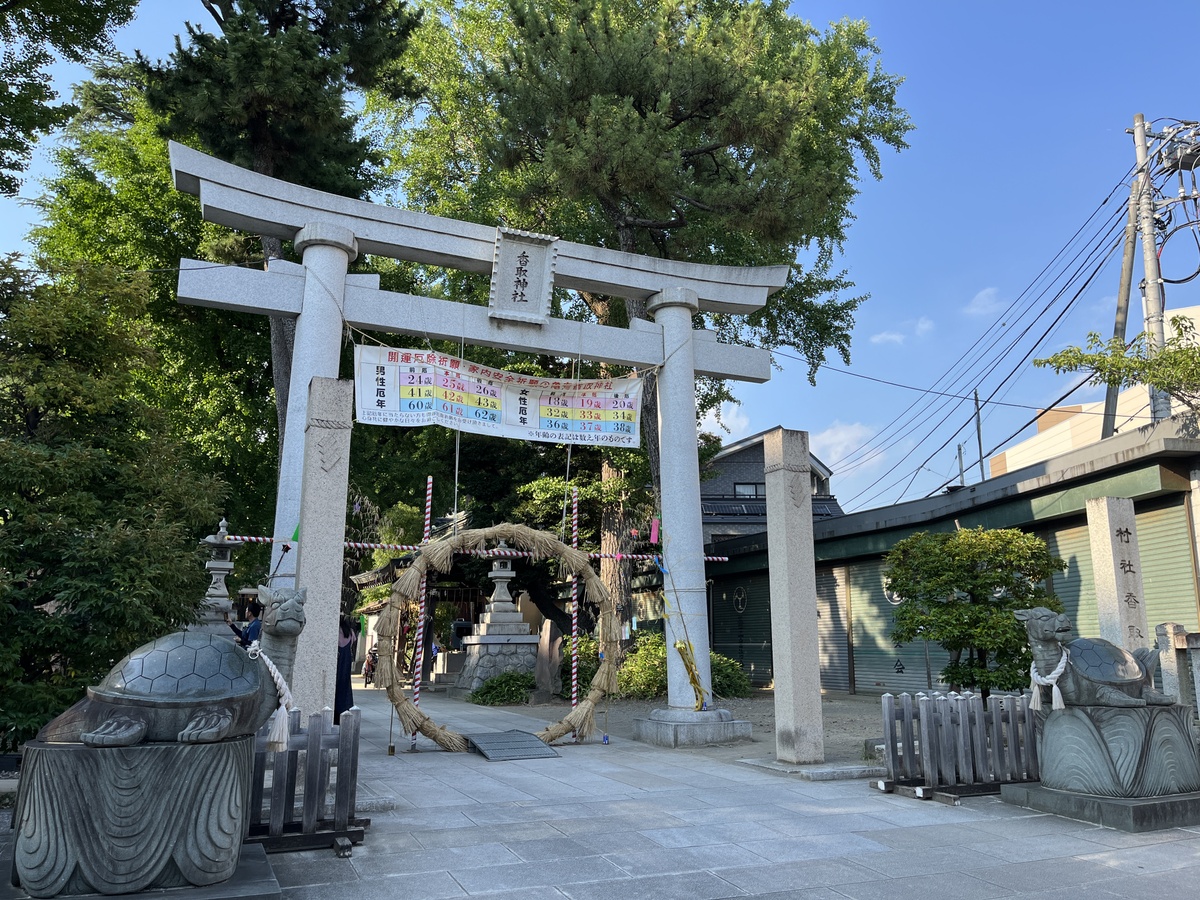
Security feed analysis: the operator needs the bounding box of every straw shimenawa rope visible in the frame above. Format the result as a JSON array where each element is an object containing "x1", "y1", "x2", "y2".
[{"x1": 374, "y1": 523, "x2": 622, "y2": 750}]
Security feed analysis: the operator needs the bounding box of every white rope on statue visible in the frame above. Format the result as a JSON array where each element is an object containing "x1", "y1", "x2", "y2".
[
  {"x1": 249, "y1": 640, "x2": 295, "y2": 751},
  {"x1": 1029, "y1": 647, "x2": 1069, "y2": 711}
]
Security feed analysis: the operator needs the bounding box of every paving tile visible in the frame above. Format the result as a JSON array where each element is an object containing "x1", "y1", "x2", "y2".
[
  {"x1": 350, "y1": 841, "x2": 522, "y2": 877},
  {"x1": 603, "y1": 840, "x2": 768, "y2": 877},
  {"x1": 449, "y1": 855, "x2": 629, "y2": 894},
  {"x1": 550, "y1": 812, "x2": 689, "y2": 836},
  {"x1": 860, "y1": 822, "x2": 999, "y2": 849},
  {"x1": 415, "y1": 821, "x2": 564, "y2": 849},
  {"x1": 280, "y1": 871, "x2": 467, "y2": 900},
  {"x1": 505, "y1": 835, "x2": 597, "y2": 862},
  {"x1": 737, "y1": 832, "x2": 890, "y2": 864},
  {"x1": 1072, "y1": 826, "x2": 1195, "y2": 849},
  {"x1": 965, "y1": 831, "x2": 1122, "y2": 863},
  {"x1": 968, "y1": 855, "x2": 1135, "y2": 891},
  {"x1": 271, "y1": 856, "x2": 359, "y2": 888},
  {"x1": 962, "y1": 811, "x2": 1110, "y2": 839},
  {"x1": 639, "y1": 821, "x2": 786, "y2": 849},
  {"x1": 1096, "y1": 864, "x2": 1200, "y2": 897},
  {"x1": 851, "y1": 844, "x2": 1003, "y2": 877},
  {"x1": 559, "y1": 869, "x2": 750, "y2": 900},
  {"x1": 1076, "y1": 837, "x2": 1200, "y2": 873},
  {"x1": 831, "y1": 871, "x2": 1014, "y2": 900},
  {"x1": 713, "y1": 857, "x2": 886, "y2": 894}
]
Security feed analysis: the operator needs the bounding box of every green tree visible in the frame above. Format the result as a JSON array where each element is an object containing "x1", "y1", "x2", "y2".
[
  {"x1": 0, "y1": 258, "x2": 223, "y2": 751},
  {"x1": 1035, "y1": 316, "x2": 1200, "y2": 415},
  {"x1": 0, "y1": 0, "x2": 138, "y2": 195},
  {"x1": 32, "y1": 61, "x2": 278, "y2": 557},
  {"x1": 371, "y1": 0, "x2": 910, "y2": 603},
  {"x1": 886, "y1": 527, "x2": 1066, "y2": 695},
  {"x1": 140, "y1": 0, "x2": 424, "y2": 442}
]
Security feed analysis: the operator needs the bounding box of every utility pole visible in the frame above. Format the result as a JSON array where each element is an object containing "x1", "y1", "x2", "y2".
[
  {"x1": 974, "y1": 389, "x2": 986, "y2": 481},
  {"x1": 957, "y1": 444, "x2": 966, "y2": 486},
  {"x1": 1132, "y1": 113, "x2": 1172, "y2": 422},
  {"x1": 1101, "y1": 176, "x2": 1141, "y2": 439}
]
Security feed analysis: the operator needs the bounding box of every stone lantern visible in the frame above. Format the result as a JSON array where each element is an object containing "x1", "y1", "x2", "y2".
[
  {"x1": 449, "y1": 541, "x2": 540, "y2": 696},
  {"x1": 193, "y1": 518, "x2": 244, "y2": 635}
]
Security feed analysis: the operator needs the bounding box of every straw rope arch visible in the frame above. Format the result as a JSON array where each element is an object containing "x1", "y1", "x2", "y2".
[{"x1": 374, "y1": 523, "x2": 622, "y2": 750}]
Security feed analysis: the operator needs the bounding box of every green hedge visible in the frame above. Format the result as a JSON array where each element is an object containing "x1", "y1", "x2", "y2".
[
  {"x1": 469, "y1": 671, "x2": 535, "y2": 705},
  {"x1": 561, "y1": 630, "x2": 752, "y2": 700}
]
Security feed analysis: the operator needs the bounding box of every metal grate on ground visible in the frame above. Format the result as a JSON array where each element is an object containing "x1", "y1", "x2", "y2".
[{"x1": 463, "y1": 730, "x2": 560, "y2": 760}]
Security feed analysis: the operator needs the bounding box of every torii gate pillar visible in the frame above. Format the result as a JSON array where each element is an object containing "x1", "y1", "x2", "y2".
[
  {"x1": 632, "y1": 288, "x2": 752, "y2": 746},
  {"x1": 271, "y1": 223, "x2": 358, "y2": 584}
]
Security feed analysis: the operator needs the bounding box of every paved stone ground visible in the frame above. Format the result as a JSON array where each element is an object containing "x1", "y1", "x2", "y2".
[
  {"x1": 8, "y1": 683, "x2": 1200, "y2": 898},
  {"x1": 274, "y1": 683, "x2": 1200, "y2": 898}
]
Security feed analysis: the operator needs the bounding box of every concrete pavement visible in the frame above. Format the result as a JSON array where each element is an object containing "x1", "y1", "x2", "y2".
[{"x1": 267, "y1": 683, "x2": 1200, "y2": 899}]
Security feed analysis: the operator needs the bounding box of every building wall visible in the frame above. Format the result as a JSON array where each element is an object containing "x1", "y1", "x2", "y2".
[
  {"x1": 706, "y1": 418, "x2": 1200, "y2": 695},
  {"x1": 704, "y1": 444, "x2": 767, "y2": 494}
]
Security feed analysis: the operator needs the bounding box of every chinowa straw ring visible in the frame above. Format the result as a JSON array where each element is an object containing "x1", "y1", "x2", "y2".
[{"x1": 374, "y1": 523, "x2": 622, "y2": 749}]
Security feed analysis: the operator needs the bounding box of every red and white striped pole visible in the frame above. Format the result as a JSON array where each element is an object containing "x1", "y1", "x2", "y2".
[
  {"x1": 571, "y1": 487, "x2": 579, "y2": 709},
  {"x1": 411, "y1": 475, "x2": 434, "y2": 750}
]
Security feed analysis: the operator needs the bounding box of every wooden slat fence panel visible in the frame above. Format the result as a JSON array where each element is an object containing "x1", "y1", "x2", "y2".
[
  {"x1": 880, "y1": 691, "x2": 1039, "y2": 791},
  {"x1": 247, "y1": 706, "x2": 366, "y2": 851}
]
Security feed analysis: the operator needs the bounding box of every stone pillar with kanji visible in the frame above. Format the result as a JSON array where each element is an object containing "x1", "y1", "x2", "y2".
[{"x1": 1086, "y1": 496, "x2": 1150, "y2": 652}]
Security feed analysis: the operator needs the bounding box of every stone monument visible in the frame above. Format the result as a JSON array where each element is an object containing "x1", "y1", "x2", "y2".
[
  {"x1": 450, "y1": 545, "x2": 539, "y2": 696},
  {"x1": 11, "y1": 587, "x2": 305, "y2": 896},
  {"x1": 1002, "y1": 606, "x2": 1200, "y2": 831}
]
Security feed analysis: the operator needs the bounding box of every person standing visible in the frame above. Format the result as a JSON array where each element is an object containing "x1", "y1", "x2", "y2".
[
  {"x1": 334, "y1": 616, "x2": 358, "y2": 723},
  {"x1": 225, "y1": 600, "x2": 262, "y2": 648}
]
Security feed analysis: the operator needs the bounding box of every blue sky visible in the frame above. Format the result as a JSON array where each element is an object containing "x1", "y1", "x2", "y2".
[{"x1": 5, "y1": 1, "x2": 1199, "y2": 512}]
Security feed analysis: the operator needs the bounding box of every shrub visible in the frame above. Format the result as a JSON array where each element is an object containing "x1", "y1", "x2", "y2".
[
  {"x1": 469, "y1": 671, "x2": 535, "y2": 706},
  {"x1": 616, "y1": 631, "x2": 754, "y2": 700},
  {"x1": 559, "y1": 633, "x2": 601, "y2": 698},
  {"x1": 711, "y1": 651, "x2": 753, "y2": 699},
  {"x1": 617, "y1": 631, "x2": 669, "y2": 699}
]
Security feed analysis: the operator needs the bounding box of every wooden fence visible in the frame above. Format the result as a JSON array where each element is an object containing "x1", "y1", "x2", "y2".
[
  {"x1": 877, "y1": 692, "x2": 1039, "y2": 800},
  {"x1": 247, "y1": 706, "x2": 369, "y2": 853}
]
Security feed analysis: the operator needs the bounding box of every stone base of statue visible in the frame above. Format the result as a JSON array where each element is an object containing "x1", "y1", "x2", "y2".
[
  {"x1": 1001, "y1": 704, "x2": 1200, "y2": 833},
  {"x1": 447, "y1": 602, "x2": 538, "y2": 698},
  {"x1": 1037, "y1": 705, "x2": 1200, "y2": 797},
  {"x1": 1001, "y1": 781, "x2": 1200, "y2": 833},
  {"x1": 11, "y1": 738, "x2": 257, "y2": 897}
]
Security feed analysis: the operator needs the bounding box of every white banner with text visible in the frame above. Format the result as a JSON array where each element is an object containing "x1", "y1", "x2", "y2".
[{"x1": 354, "y1": 345, "x2": 642, "y2": 447}]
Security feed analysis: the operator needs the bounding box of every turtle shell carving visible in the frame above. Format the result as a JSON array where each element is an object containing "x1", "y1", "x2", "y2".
[
  {"x1": 36, "y1": 587, "x2": 306, "y2": 746},
  {"x1": 90, "y1": 632, "x2": 262, "y2": 708},
  {"x1": 1066, "y1": 636, "x2": 1145, "y2": 686}
]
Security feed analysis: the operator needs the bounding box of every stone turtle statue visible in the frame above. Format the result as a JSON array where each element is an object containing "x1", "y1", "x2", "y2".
[
  {"x1": 1015, "y1": 606, "x2": 1173, "y2": 708},
  {"x1": 39, "y1": 586, "x2": 306, "y2": 746}
]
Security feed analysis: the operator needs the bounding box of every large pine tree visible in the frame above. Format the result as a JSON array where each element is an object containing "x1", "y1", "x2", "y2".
[{"x1": 370, "y1": 0, "x2": 911, "y2": 605}]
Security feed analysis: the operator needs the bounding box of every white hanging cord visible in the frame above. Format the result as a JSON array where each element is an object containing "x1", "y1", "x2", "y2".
[
  {"x1": 1029, "y1": 648, "x2": 1069, "y2": 711},
  {"x1": 248, "y1": 640, "x2": 295, "y2": 750}
]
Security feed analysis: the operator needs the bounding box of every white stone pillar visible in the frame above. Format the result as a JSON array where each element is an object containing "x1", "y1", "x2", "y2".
[
  {"x1": 1086, "y1": 496, "x2": 1149, "y2": 651},
  {"x1": 270, "y1": 222, "x2": 358, "y2": 583},
  {"x1": 647, "y1": 287, "x2": 713, "y2": 708},
  {"x1": 631, "y1": 289, "x2": 751, "y2": 747},
  {"x1": 763, "y1": 428, "x2": 824, "y2": 764},
  {"x1": 291, "y1": 377, "x2": 354, "y2": 716}
]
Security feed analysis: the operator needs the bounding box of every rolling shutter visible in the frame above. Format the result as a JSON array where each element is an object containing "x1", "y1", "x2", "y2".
[
  {"x1": 815, "y1": 566, "x2": 850, "y2": 691},
  {"x1": 849, "y1": 558, "x2": 949, "y2": 694}
]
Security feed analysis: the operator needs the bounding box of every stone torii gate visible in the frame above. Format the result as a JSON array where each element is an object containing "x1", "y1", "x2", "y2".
[{"x1": 170, "y1": 143, "x2": 790, "y2": 747}]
